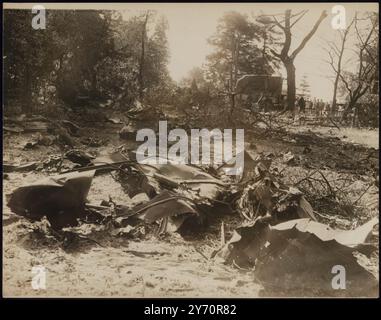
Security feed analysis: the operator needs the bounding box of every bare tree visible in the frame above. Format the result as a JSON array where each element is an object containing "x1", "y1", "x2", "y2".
[
  {"x1": 325, "y1": 16, "x2": 356, "y2": 110},
  {"x1": 265, "y1": 9, "x2": 328, "y2": 111},
  {"x1": 337, "y1": 13, "x2": 378, "y2": 122}
]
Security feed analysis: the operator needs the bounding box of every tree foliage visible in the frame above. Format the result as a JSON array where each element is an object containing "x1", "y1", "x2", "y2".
[
  {"x1": 299, "y1": 74, "x2": 311, "y2": 97},
  {"x1": 3, "y1": 9, "x2": 171, "y2": 114},
  {"x1": 205, "y1": 11, "x2": 277, "y2": 93}
]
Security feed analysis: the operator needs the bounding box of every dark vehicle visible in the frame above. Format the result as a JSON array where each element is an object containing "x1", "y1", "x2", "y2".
[{"x1": 235, "y1": 74, "x2": 284, "y2": 112}]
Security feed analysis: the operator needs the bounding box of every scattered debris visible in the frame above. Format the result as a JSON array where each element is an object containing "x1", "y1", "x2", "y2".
[
  {"x1": 3, "y1": 161, "x2": 38, "y2": 173},
  {"x1": 4, "y1": 127, "x2": 379, "y2": 297},
  {"x1": 60, "y1": 120, "x2": 81, "y2": 136},
  {"x1": 65, "y1": 149, "x2": 95, "y2": 166},
  {"x1": 22, "y1": 133, "x2": 56, "y2": 149},
  {"x1": 282, "y1": 151, "x2": 295, "y2": 164},
  {"x1": 38, "y1": 134, "x2": 56, "y2": 146},
  {"x1": 119, "y1": 122, "x2": 138, "y2": 140},
  {"x1": 116, "y1": 190, "x2": 201, "y2": 234},
  {"x1": 24, "y1": 121, "x2": 50, "y2": 133},
  {"x1": 4, "y1": 125, "x2": 24, "y2": 133},
  {"x1": 54, "y1": 124, "x2": 76, "y2": 147},
  {"x1": 218, "y1": 217, "x2": 378, "y2": 296},
  {"x1": 7, "y1": 170, "x2": 103, "y2": 229},
  {"x1": 80, "y1": 137, "x2": 106, "y2": 147},
  {"x1": 303, "y1": 145, "x2": 312, "y2": 154},
  {"x1": 237, "y1": 160, "x2": 316, "y2": 222},
  {"x1": 23, "y1": 139, "x2": 39, "y2": 150},
  {"x1": 108, "y1": 117, "x2": 123, "y2": 124}
]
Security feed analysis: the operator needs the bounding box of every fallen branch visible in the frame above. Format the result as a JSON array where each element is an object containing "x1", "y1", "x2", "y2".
[
  {"x1": 352, "y1": 183, "x2": 373, "y2": 205},
  {"x1": 295, "y1": 169, "x2": 319, "y2": 186},
  {"x1": 328, "y1": 117, "x2": 341, "y2": 130},
  {"x1": 62, "y1": 160, "x2": 135, "y2": 174},
  {"x1": 317, "y1": 170, "x2": 336, "y2": 198}
]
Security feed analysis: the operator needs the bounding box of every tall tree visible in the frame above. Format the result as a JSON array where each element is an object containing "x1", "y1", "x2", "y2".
[
  {"x1": 299, "y1": 74, "x2": 311, "y2": 97},
  {"x1": 206, "y1": 12, "x2": 275, "y2": 90},
  {"x1": 138, "y1": 11, "x2": 152, "y2": 100},
  {"x1": 3, "y1": 9, "x2": 171, "y2": 113},
  {"x1": 145, "y1": 15, "x2": 171, "y2": 89},
  {"x1": 51, "y1": 10, "x2": 112, "y2": 104},
  {"x1": 262, "y1": 9, "x2": 328, "y2": 111},
  {"x1": 96, "y1": 11, "x2": 171, "y2": 107},
  {"x1": 144, "y1": 15, "x2": 173, "y2": 104},
  {"x1": 180, "y1": 67, "x2": 207, "y2": 88},
  {"x1": 3, "y1": 10, "x2": 55, "y2": 113},
  {"x1": 254, "y1": 14, "x2": 283, "y2": 74},
  {"x1": 206, "y1": 11, "x2": 276, "y2": 114},
  {"x1": 325, "y1": 16, "x2": 355, "y2": 110},
  {"x1": 338, "y1": 12, "x2": 378, "y2": 121}
]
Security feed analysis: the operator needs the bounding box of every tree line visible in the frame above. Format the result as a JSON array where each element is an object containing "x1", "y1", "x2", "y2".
[
  {"x1": 4, "y1": 9, "x2": 172, "y2": 114},
  {"x1": 4, "y1": 9, "x2": 379, "y2": 125}
]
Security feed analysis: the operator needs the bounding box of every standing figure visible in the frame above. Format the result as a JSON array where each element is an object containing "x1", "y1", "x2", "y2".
[
  {"x1": 298, "y1": 96, "x2": 306, "y2": 114},
  {"x1": 296, "y1": 96, "x2": 306, "y2": 125}
]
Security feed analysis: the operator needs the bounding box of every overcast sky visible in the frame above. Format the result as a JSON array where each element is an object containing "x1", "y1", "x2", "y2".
[{"x1": 5, "y1": 2, "x2": 379, "y2": 100}]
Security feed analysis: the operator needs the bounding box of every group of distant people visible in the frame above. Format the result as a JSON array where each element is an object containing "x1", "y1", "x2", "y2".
[{"x1": 296, "y1": 96, "x2": 343, "y2": 118}]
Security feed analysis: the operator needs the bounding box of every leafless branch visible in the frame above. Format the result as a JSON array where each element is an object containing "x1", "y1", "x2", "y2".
[
  {"x1": 272, "y1": 15, "x2": 285, "y2": 30},
  {"x1": 290, "y1": 10, "x2": 308, "y2": 28},
  {"x1": 290, "y1": 10, "x2": 328, "y2": 60}
]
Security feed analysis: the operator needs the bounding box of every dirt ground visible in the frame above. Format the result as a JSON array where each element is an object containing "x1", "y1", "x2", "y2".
[
  {"x1": 2, "y1": 121, "x2": 379, "y2": 297},
  {"x1": 290, "y1": 125, "x2": 379, "y2": 149}
]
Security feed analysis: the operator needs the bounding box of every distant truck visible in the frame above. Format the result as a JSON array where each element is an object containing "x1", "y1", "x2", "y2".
[{"x1": 235, "y1": 74, "x2": 285, "y2": 112}]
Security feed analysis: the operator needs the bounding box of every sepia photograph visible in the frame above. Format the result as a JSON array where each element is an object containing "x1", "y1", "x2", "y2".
[{"x1": 2, "y1": 2, "x2": 379, "y2": 299}]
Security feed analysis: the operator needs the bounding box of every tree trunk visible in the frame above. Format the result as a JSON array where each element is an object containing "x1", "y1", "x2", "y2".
[
  {"x1": 139, "y1": 12, "x2": 149, "y2": 101},
  {"x1": 138, "y1": 31, "x2": 145, "y2": 100},
  {"x1": 90, "y1": 68, "x2": 97, "y2": 96},
  {"x1": 352, "y1": 105, "x2": 358, "y2": 127},
  {"x1": 332, "y1": 76, "x2": 339, "y2": 110},
  {"x1": 342, "y1": 99, "x2": 356, "y2": 122},
  {"x1": 331, "y1": 24, "x2": 351, "y2": 111},
  {"x1": 270, "y1": 10, "x2": 327, "y2": 113},
  {"x1": 230, "y1": 93, "x2": 235, "y2": 116},
  {"x1": 285, "y1": 60, "x2": 296, "y2": 111},
  {"x1": 22, "y1": 64, "x2": 32, "y2": 114}
]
